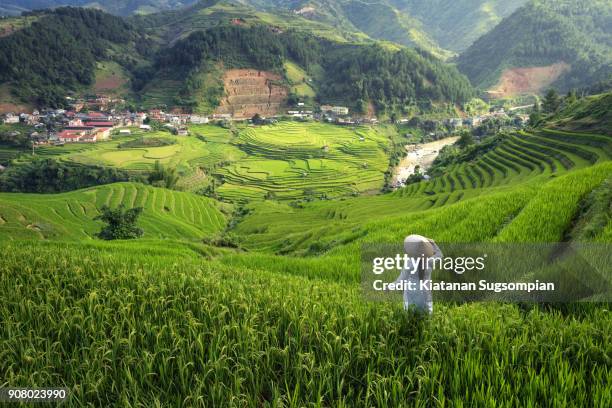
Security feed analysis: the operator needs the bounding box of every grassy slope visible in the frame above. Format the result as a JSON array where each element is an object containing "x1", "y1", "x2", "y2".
[
  {"x1": 1, "y1": 225, "x2": 610, "y2": 406},
  {"x1": 0, "y1": 182, "x2": 228, "y2": 241}
]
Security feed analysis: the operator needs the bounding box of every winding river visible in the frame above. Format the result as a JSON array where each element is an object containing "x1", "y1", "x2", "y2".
[{"x1": 392, "y1": 136, "x2": 459, "y2": 187}]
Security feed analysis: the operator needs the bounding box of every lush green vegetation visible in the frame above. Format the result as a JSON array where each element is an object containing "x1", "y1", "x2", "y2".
[
  {"x1": 0, "y1": 94, "x2": 611, "y2": 405},
  {"x1": 0, "y1": 182, "x2": 227, "y2": 240},
  {"x1": 0, "y1": 7, "x2": 138, "y2": 106},
  {"x1": 95, "y1": 204, "x2": 144, "y2": 240},
  {"x1": 213, "y1": 122, "x2": 393, "y2": 201},
  {"x1": 457, "y1": 0, "x2": 612, "y2": 90},
  {"x1": 319, "y1": 44, "x2": 474, "y2": 113},
  {"x1": 1, "y1": 238, "x2": 610, "y2": 406},
  {"x1": 0, "y1": 157, "x2": 131, "y2": 193}
]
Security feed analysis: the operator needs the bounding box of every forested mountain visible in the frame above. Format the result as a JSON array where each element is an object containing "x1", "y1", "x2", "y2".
[
  {"x1": 0, "y1": 6, "x2": 473, "y2": 112},
  {"x1": 0, "y1": 7, "x2": 141, "y2": 106},
  {"x1": 153, "y1": 25, "x2": 474, "y2": 113},
  {"x1": 457, "y1": 0, "x2": 612, "y2": 93},
  {"x1": 1, "y1": 0, "x2": 529, "y2": 57},
  {"x1": 389, "y1": 0, "x2": 528, "y2": 52},
  {"x1": 0, "y1": 1, "x2": 198, "y2": 16}
]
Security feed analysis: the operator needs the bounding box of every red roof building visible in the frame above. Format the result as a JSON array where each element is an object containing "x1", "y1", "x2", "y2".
[
  {"x1": 87, "y1": 112, "x2": 106, "y2": 118},
  {"x1": 84, "y1": 121, "x2": 114, "y2": 128}
]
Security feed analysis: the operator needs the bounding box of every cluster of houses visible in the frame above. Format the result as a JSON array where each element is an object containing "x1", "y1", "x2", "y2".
[
  {"x1": 443, "y1": 109, "x2": 529, "y2": 131},
  {"x1": 0, "y1": 107, "x2": 214, "y2": 145}
]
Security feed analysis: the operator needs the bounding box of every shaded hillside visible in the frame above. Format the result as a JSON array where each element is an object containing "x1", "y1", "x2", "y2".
[
  {"x1": 457, "y1": 0, "x2": 612, "y2": 93},
  {"x1": 0, "y1": 7, "x2": 142, "y2": 106},
  {"x1": 151, "y1": 25, "x2": 474, "y2": 113},
  {"x1": 0, "y1": 1, "x2": 200, "y2": 16},
  {"x1": 547, "y1": 92, "x2": 612, "y2": 134},
  {"x1": 390, "y1": 0, "x2": 527, "y2": 52}
]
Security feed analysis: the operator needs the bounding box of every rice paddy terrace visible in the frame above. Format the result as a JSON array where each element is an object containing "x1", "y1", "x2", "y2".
[
  {"x1": 215, "y1": 122, "x2": 393, "y2": 201},
  {"x1": 23, "y1": 122, "x2": 394, "y2": 199},
  {"x1": 232, "y1": 127, "x2": 612, "y2": 255},
  {"x1": 0, "y1": 182, "x2": 227, "y2": 241},
  {"x1": 27, "y1": 126, "x2": 244, "y2": 192}
]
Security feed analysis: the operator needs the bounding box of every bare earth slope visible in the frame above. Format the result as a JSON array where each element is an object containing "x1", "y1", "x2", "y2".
[{"x1": 215, "y1": 69, "x2": 288, "y2": 119}]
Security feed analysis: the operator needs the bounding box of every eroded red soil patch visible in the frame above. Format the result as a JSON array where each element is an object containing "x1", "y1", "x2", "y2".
[
  {"x1": 487, "y1": 62, "x2": 571, "y2": 98},
  {"x1": 215, "y1": 69, "x2": 288, "y2": 119}
]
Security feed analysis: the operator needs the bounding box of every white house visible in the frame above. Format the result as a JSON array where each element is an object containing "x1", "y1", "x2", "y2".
[
  {"x1": 3, "y1": 113, "x2": 19, "y2": 124},
  {"x1": 331, "y1": 106, "x2": 349, "y2": 116},
  {"x1": 190, "y1": 115, "x2": 209, "y2": 124}
]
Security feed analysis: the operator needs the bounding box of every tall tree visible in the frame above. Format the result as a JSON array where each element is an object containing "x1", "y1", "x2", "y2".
[{"x1": 542, "y1": 89, "x2": 561, "y2": 114}]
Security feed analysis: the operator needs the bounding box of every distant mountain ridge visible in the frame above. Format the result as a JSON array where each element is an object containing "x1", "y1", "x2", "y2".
[
  {"x1": 1, "y1": 0, "x2": 528, "y2": 56},
  {"x1": 0, "y1": 6, "x2": 474, "y2": 114},
  {"x1": 0, "y1": 1, "x2": 199, "y2": 16},
  {"x1": 457, "y1": 0, "x2": 612, "y2": 95}
]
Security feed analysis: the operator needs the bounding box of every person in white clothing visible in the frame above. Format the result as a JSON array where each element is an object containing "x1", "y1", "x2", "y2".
[{"x1": 393, "y1": 234, "x2": 443, "y2": 314}]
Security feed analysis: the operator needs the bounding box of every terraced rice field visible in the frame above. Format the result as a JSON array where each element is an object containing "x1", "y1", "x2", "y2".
[
  {"x1": 232, "y1": 127, "x2": 612, "y2": 255},
  {"x1": 0, "y1": 182, "x2": 227, "y2": 241},
  {"x1": 215, "y1": 122, "x2": 392, "y2": 200},
  {"x1": 0, "y1": 123, "x2": 611, "y2": 406},
  {"x1": 28, "y1": 126, "x2": 245, "y2": 191}
]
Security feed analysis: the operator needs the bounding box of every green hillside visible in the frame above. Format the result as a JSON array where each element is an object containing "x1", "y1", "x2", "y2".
[
  {"x1": 457, "y1": 0, "x2": 612, "y2": 91},
  {"x1": 547, "y1": 92, "x2": 612, "y2": 134},
  {"x1": 233, "y1": 126, "x2": 612, "y2": 254},
  {"x1": 0, "y1": 4, "x2": 474, "y2": 113},
  {"x1": 390, "y1": 0, "x2": 528, "y2": 52},
  {"x1": 150, "y1": 24, "x2": 473, "y2": 113},
  {"x1": 1, "y1": 112, "x2": 611, "y2": 404},
  {"x1": 0, "y1": 182, "x2": 227, "y2": 240},
  {"x1": 214, "y1": 122, "x2": 393, "y2": 201},
  {"x1": 0, "y1": 7, "x2": 140, "y2": 107},
  {"x1": 0, "y1": 0, "x2": 200, "y2": 16}
]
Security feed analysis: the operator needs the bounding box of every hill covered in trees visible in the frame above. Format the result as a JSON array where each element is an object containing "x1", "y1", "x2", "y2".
[
  {"x1": 0, "y1": 7, "x2": 142, "y2": 107},
  {"x1": 0, "y1": 0, "x2": 199, "y2": 16},
  {"x1": 457, "y1": 0, "x2": 612, "y2": 93},
  {"x1": 151, "y1": 25, "x2": 473, "y2": 113},
  {"x1": 0, "y1": 5, "x2": 474, "y2": 113},
  {"x1": 2, "y1": 1, "x2": 530, "y2": 58}
]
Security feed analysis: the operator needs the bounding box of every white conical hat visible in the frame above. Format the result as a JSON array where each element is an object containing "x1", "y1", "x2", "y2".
[{"x1": 404, "y1": 234, "x2": 435, "y2": 257}]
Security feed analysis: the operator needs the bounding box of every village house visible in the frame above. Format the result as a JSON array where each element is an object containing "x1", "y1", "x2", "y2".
[
  {"x1": 149, "y1": 109, "x2": 166, "y2": 122},
  {"x1": 190, "y1": 115, "x2": 209, "y2": 124},
  {"x1": 85, "y1": 111, "x2": 111, "y2": 121},
  {"x1": 58, "y1": 129, "x2": 87, "y2": 143},
  {"x1": 2, "y1": 113, "x2": 19, "y2": 124},
  {"x1": 332, "y1": 106, "x2": 349, "y2": 116}
]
